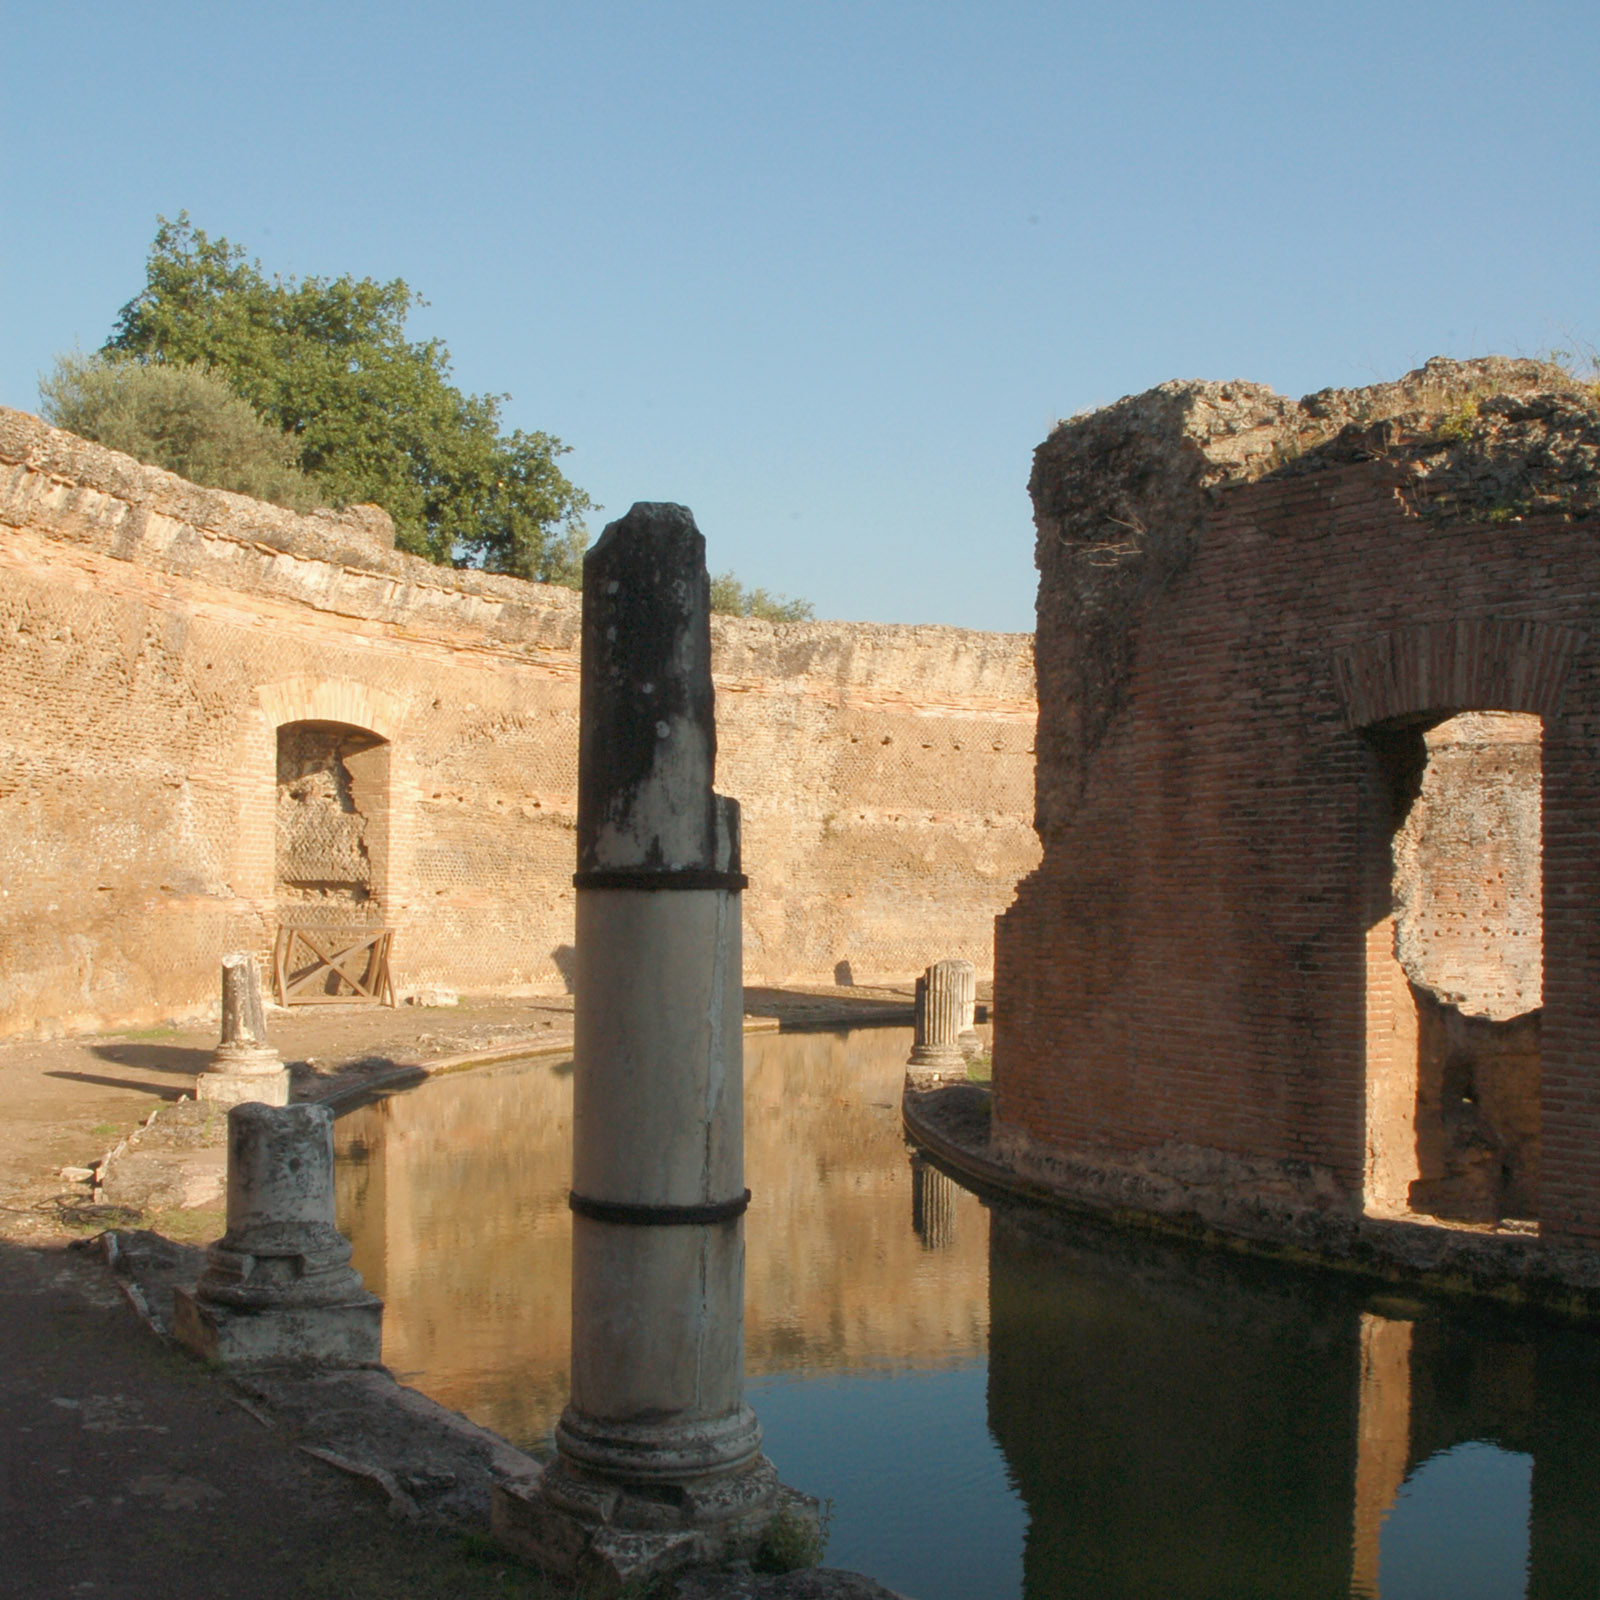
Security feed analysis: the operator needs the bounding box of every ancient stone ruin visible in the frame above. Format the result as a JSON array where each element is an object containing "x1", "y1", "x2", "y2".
[
  {"x1": 994, "y1": 357, "x2": 1600, "y2": 1257},
  {"x1": 906, "y1": 957, "x2": 975, "y2": 1088},
  {"x1": 492, "y1": 504, "x2": 816, "y2": 1591},
  {"x1": 174, "y1": 1101, "x2": 382, "y2": 1368},
  {"x1": 195, "y1": 952, "x2": 289, "y2": 1106},
  {"x1": 0, "y1": 405, "x2": 1035, "y2": 1039}
]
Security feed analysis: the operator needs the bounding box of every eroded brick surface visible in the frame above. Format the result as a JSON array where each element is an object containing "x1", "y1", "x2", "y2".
[{"x1": 996, "y1": 357, "x2": 1600, "y2": 1253}]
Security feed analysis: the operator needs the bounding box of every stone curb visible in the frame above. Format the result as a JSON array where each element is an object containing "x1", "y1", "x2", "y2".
[{"x1": 903, "y1": 1084, "x2": 1600, "y2": 1321}]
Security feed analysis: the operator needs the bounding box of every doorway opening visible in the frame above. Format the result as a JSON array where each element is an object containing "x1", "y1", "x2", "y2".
[{"x1": 1363, "y1": 712, "x2": 1542, "y2": 1226}]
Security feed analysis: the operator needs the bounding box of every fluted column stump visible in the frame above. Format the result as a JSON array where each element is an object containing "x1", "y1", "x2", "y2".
[
  {"x1": 491, "y1": 504, "x2": 818, "y2": 1595},
  {"x1": 173, "y1": 1102, "x2": 381, "y2": 1368},
  {"x1": 906, "y1": 959, "x2": 974, "y2": 1088},
  {"x1": 195, "y1": 953, "x2": 290, "y2": 1107}
]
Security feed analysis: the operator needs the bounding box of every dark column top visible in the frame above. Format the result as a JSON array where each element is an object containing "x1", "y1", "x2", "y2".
[{"x1": 576, "y1": 503, "x2": 741, "y2": 884}]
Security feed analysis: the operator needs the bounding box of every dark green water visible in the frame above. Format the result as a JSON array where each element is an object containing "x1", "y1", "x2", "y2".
[{"x1": 335, "y1": 1026, "x2": 1600, "y2": 1600}]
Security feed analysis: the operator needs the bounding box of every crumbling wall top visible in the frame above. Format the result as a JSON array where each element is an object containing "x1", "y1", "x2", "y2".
[{"x1": 1028, "y1": 357, "x2": 1600, "y2": 831}]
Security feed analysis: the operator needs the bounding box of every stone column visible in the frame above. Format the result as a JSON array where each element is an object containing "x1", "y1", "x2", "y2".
[
  {"x1": 493, "y1": 503, "x2": 816, "y2": 1593},
  {"x1": 956, "y1": 962, "x2": 982, "y2": 1058},
  {"x1": 906, "y1": 958, "x2": 973, "y2": 1088},
  {"x1": 195, "y1": 953, "x2": 290, "y2": 1107},
  {"x1": 173, "y1": 1102, "x2": 381, "y2": 1368}
]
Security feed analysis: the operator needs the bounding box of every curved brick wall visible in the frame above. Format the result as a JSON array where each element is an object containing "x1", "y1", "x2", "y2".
[
  {"x1": 995, "y1": 358, "x2": 1600, "y2": 1253},
  {"x1": 0, "y1": 407, "x2": 1037, "y2": 1037}
]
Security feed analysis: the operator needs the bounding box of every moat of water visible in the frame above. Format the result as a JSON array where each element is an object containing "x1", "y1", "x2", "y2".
[{"x1": 334, "y1": 1027, "x2": 1600, "y2": 1600}]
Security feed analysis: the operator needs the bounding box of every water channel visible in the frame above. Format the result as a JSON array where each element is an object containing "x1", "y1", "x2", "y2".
[{"x1": 334, "y1": 1026, "x2": 1600, "y2": 1600}]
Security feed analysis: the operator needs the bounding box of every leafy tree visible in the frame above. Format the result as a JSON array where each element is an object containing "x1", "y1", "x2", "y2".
[
  {"x1": 39, "y1": 352, "x2": 324, "y2": 512},
  {"x1": 709, "y1": 570, "x2": 815, "y2": 622},
  {"x1": 103, "y1": 215, "x2": 592, "y2": 581}
]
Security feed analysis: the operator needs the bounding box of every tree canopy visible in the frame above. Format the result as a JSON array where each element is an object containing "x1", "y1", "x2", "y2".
[
  {"x1": 102, "y1": 215, "x2": 591, "y2": 582},
  {"x1": 708, "y1": 571, "x2": 815, "y2": 623},
  {"x1": 40, "y1": 352, "x2": 325, "y2": 512}
]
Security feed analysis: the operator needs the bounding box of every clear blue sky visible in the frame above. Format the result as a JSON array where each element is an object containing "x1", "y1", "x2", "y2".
[{"x1": 4, "y1": 2, "x2": 1597, "y2": 631}]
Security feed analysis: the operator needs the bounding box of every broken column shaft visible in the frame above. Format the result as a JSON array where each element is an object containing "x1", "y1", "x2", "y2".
[
  {"x1": 173, "y1": 1102, "x2": 381, "y2": 1368},
  {"x1": 906, "y1": 958, "x2": 974, "y2": 1087},
  {"x1": 196, "y1": 952, "x2": 289, "y2": 1107},
  {"x1": 494, "y1": 503, "x2": 812, "y2": 1590},
  {"x1": 566, "y1": 499, "x2": 755, "y2": 1487}
]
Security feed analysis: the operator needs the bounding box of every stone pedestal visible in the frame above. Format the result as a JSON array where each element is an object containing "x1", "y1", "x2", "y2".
[
  {"x1": 195, "y1": 952, "x2": 290, "y2": 1107},
  {"x1": 906, "y1": 959, "x2": 974, "y2": 1088},
  {"x1": 174, "y1": 1102, "x2": 381, "y2": 1369},
  {"x1": 490, "y1": 503, "x2": 816, "y2": 1595}
]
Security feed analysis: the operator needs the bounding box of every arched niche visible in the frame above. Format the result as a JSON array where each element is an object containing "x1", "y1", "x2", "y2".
[
  {"x1": 275, "y1": 720, "x2": 391, "y2": 924},
  {"x1": 232, "y1": 677, "x2": 412, "y2": 928}
]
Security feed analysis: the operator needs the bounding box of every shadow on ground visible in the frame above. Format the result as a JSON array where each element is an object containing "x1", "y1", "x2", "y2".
[
  {"x1": 91, "y1": 1042, "x2": 214, "y2": 1073},
  {"x1": 741, "y1": 987, "x2": 915, "y2": 1032},
  {"x1": 46, "y1": 1069, "x2": 196, "y2": 1101}
]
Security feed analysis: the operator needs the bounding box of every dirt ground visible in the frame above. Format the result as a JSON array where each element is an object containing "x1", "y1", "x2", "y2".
[{"x1": 0, "y1": 986, "x2": 917, "y2": 1600}]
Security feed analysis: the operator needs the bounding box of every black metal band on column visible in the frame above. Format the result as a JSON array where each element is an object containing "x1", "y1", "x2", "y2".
[
  {"x1": 572, "y1": 868, "x2": 748, "y2": 892},
  {"x1": 568, "y1": 1189, "x2": 752, "y2": 1226}
]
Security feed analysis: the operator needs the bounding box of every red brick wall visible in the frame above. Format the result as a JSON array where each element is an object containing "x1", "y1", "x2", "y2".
[{"x1": 996, "y1": 454, "x2": 1600, "y2": 1252}]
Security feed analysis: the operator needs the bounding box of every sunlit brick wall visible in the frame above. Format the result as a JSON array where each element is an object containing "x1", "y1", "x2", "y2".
[{"x1": 0, "y1": 408, "x2": 1037, "y2": 1038}]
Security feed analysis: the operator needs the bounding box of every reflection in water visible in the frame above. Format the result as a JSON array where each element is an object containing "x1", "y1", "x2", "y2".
[
  {"x1": 911, "y1": 1156, "x2": 957, "y2": 1251},
  {"x1": 335, "y1": 1026, "x2": 989, "y2": 1447},
  {"x1": 985, "y1": 1209, "x2": 1600, "y2": 1600},
  {"x1": 1379, "y1": 1443, "x2": 1531, "y2": 1600},
  {"x1": 988, "y1": 1212, "x2": 1362, "y2": 1599},
  {"x1": 336, "y1": 1029, "x2": 1600, "y2": 1600}
]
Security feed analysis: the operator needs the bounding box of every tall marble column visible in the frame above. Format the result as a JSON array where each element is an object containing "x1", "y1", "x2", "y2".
[{"x1": 493, "y1": 503, "x2": 816, "y2": 1592}]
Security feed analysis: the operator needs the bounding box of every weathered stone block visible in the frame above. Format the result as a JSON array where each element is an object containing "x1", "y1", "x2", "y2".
[{"x1": 172, "y1": 1286, "x2": 381, "y2": 1369}]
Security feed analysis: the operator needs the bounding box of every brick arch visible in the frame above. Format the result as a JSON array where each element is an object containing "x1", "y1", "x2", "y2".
[
  {"x1": 1330, "y1": 621, "x2": 1586, "y2": 730},
  {"x1": 253, "y1": 677, "x2": 406, "y2": 743}
]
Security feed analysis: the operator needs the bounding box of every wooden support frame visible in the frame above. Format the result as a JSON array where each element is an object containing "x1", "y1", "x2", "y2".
[{"x1": 273, "y1": 926, "x2": 396, "y2": 1007}]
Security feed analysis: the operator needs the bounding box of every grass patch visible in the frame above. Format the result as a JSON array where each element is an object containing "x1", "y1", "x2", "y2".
[
  {"x1": 52, "y1": 1199, "x2": 146, "y2": 1232},
  {"x1": 966, "y1": 1054, "x2": 993, "y2": 1083},
  {"x1": 150, "y1": 1207, "x2": 225, "y2": 1244},
  {"x1": 754, "y1": 1499, "x2": 832, "y2": 1575}
]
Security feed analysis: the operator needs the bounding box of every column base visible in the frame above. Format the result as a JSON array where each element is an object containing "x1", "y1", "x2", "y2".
[
  {"x1": 195, "y1": 1067, "x2": 291, "y2": 1107},
  {"x1": 492, "y1": 1455, "x2": 821, "y2": 1597},
  {"x1": 173, "y1": 1285, "x2": 382, "y2": 1369},
  {"x1": 905, "y1": 1061, "x2": 969, "y2": 1090}
]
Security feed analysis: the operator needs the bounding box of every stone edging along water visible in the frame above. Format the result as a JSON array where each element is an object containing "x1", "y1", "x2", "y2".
[
  {"x1": 902, "y1": 1084, "x2": 1600, "y2": 1322},
  {"x1": 86, "y1": 1018, "x2": 918, "y2": 1600},
  {"x1": 310, "y1": 1004, "x2": 917, "y2": 1115}
]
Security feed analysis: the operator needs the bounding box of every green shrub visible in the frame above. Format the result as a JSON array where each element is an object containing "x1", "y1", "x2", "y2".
[
  {"x1": 39, "y1": 351, "x2": 325, "y2": 512},
  {"x1": 753, "y1": 1500, "x2": 830, "y2": 1574}
]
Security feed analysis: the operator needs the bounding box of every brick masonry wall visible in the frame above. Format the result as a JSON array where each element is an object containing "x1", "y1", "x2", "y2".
[
  {"x1": 0, "y1": 408, "x2": 1038, "y2": 1038},
  {"x1": 995, "y1": 361, "x2": 1600, "y2": 1252}
]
